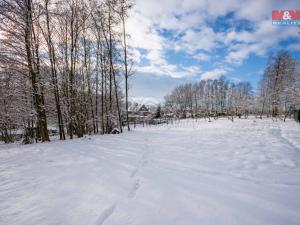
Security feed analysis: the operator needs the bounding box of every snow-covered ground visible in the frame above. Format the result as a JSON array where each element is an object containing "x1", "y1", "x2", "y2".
[{"x1": 1, "y1": 118, "x2": 300, "y2": 225}]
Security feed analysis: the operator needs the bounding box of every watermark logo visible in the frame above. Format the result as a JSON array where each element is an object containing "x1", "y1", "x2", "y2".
[{"x1": 272, "y1": 10, "x2": 300, "y2": 26}]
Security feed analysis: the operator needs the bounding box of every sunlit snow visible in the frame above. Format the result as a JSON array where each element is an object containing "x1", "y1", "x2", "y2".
[{"x1": 1, "y1": 118, "x2": 300, "y2": 225}]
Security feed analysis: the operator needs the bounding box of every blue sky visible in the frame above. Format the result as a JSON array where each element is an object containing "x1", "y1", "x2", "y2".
[{"x1": 126, "y1": 0, "x2": 300, "y2": 104}]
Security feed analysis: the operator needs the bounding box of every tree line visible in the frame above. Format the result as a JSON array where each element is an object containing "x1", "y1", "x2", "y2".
[
  {"x1": 164, "y1": 51, "x2": 300, "y2": 121},
  {"x1": 0, "y1": 0, "x2": 134, "y2": 143},
  {"x1": 259, "y1": 51, "x2": 299, "y2": 119}
]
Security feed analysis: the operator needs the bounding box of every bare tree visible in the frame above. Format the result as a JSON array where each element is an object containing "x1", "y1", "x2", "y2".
[{"x1": 0, "y1": 0, "x2": 134, "y2": 143}]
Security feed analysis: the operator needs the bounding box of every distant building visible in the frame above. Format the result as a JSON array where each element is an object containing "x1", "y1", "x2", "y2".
[
  {"x1": 126, "y1": 103, "x2": 153, "y2": 124},
  {"x1": 137, "y1": 104, "x2": 151, "y2": 116}
]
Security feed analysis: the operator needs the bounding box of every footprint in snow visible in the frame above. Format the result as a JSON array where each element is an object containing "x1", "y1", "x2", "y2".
[
  {"x1": 130, "y1": 167, "x2": 139, "y2": 178},
  {"x1": 128, "y1": 179, "x2": 140, "y2": 198},
  {"x1": 95, "y1": 204, "x2": 116, "y2": 225}
]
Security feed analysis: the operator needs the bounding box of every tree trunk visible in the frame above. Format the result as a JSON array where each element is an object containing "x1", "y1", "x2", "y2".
[{"x1": 24, "y1": 0, "x2": 49, "y2": 142}]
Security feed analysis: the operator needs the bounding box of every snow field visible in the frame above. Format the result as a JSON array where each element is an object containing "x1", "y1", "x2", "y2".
[{"x1": 1, "y1": 118, "x2": 300, "y2": 225}]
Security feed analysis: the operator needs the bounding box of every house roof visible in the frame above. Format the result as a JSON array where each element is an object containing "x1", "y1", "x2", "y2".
[{"x1": 138, "y1": 105, "x2": 149, "y2": 112}]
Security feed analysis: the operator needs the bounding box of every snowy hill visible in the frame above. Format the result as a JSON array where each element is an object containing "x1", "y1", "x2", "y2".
[{"x1": 1, "y1": 118, "x2": 300, "y2": 225}]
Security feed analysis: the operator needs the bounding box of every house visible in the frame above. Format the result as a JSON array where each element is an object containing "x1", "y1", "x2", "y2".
[
  {"x1": 126, "y1": 103, "x2": 153, "y2": 125},
  {"x1": 137, "y1": 104, "x2": 151, "y2": 116}
]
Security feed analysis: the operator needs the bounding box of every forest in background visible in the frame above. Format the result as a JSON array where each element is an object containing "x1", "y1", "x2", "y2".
[{"x1": 164, "y1": 51, "x2": 300, "y2": 121}]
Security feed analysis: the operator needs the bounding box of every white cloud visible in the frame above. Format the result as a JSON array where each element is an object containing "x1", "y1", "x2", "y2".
[
  {"x1": 159, "y1": 12, "x2": 205, "y2": 32},
  {"x1": 288, "y1": 43, "x2": 300, "y2": 51},
  {"x1": 129, "y1": 48, "x2": 142, "y2": 64},
  {"x1": 136, "y1": 64, "x2": 202, "y2": 78},
  {"x1": 224, "y1": 19, "x2": 299, "y2": 64},
  {"x1": 127, "y1": 0, "x2": 300, "y2": 79},
  {"x1": 146, "y1": 49, "x2": 167, "y2": 65},
  {"x1": 183, "y1": 65, "x2": 202, "y2": 74},
  {"x1": 127, "y1": 11, "x2": 165, "y2": 51},
  {"x1": 178, "y1": 27, "x2": 217, "y2": 53},
  {"x1": 130, "y1": 96, "x2": 162, "y2": 105},
  {"x1": 201, "y1": 67, "x2": 230, "y2": 80},
  {"x1": 193, "y1": 52, "x2": 211, "y2": 61}
]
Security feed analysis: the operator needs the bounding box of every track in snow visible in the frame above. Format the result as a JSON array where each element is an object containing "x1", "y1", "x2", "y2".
[{"x1": 1, "y1": 118, "x2": 300, "y2": 225}]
